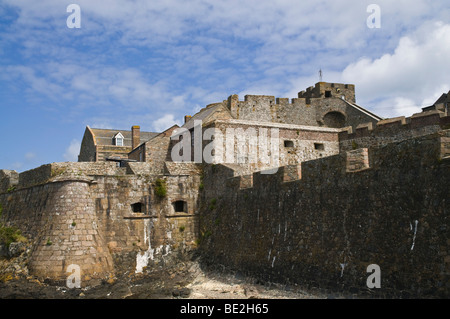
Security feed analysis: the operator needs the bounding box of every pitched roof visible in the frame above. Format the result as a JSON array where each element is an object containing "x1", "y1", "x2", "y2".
[
  {"x1": 422, "y1": 91, "x2": 450, "y2": 112},
  {"x1": 342, "y1": 99, "x2": 384, "y2": 121},
  {"x1": 90, "y1": 127, "x2": 159, "y2": 147},
  {"x1": 434, "y1": 92, "x2": 449, "y2": 105},
  {"x1": 181, "y1": 103, "x2": 232, "y2": 131}
]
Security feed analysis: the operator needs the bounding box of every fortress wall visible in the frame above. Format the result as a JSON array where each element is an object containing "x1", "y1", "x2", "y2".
[
  {"x1": 92, "y1": 174, "x2": 200, "y2": 261},
  {"x1": 226, "y1": 91, "x2": 377, "y2": 130},
  {"x1": 0, "y1": 164, "x2": 200, "y2": 284},
  {"x1": 0, "y1": 181, "x2": 114, "y2": 286},
  {"x1": 0, "y1": 162, "x2": 122, "y2": 192},
  {"x1": 339, "y1": 111, "x2": 450, "y2": 152},
  {"x1": 199, "y1": 132, "x2": 450, "y2": 297},
  {"x1": 227, "y1": 94, "x2": 316, "y2": 126}
]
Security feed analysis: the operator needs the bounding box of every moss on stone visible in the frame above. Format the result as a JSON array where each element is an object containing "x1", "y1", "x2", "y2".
[{"x1": 154, "y1": 178, "x2": 167, "y2": 198}]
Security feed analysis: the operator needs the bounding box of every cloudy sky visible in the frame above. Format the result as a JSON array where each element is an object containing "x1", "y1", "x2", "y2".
[{"x1": 1, "y1": 0, "x2": 449, "y2": 172}]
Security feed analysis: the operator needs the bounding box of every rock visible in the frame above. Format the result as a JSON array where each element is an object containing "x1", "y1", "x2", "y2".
[
  {"x1": 8, "y1": 242, "x2": 26, "y2": 258},
  {"x1": 172, "y1": 287, "x2": 191, "y2": 298}
]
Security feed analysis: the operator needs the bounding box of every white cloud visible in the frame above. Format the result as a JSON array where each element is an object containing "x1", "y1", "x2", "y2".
[
  {"x1": 152, "y1": 114, "x2": 180, "y2": 132},
  {"x1": 63, "y1": 139, "x2": 81, "y2": 162},
  {"x1": 2, "y1": 0, "x2": 450, "y2": 123},
  {"x1": 341, "y1": 21, "x2": 450, "y2": 118}
]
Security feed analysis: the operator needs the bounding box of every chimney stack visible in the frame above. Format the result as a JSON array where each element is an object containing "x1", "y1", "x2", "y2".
[
  {"x1": 184, "y1": 115, "x2": 192, "y2": 123},
  {"x1": 132, "y1": 125, "x2": 140, "y2": 149}
]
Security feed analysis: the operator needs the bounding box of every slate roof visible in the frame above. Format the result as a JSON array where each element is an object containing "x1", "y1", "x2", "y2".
[{"x1": 90, "y1": 128, "x2": 159, "y2": 147}]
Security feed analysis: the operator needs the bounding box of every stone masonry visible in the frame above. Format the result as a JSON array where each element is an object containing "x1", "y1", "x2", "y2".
[{"x1": 0, "y1": 82, "x2": 449, "y2": 297}]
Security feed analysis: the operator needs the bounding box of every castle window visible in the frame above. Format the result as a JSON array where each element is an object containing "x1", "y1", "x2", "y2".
[
  {"x1": 114, "y1": 132, "x2": 124, "y2": 146},
  {"x1": 314, "y1": 143, "x2": 325, "y2": 151},
  {"x1": 284, "y1": 140, "x2": 294, "y2": 148},
  {"x1": 131, "y1": 202, "x2": 143, "y2": 213},
  {"x1": 173, "y1": 200, "x2": 187, "y2": 213},
  {"x1": 325, "y1": 91, "x2": 332, "y2": 98}
]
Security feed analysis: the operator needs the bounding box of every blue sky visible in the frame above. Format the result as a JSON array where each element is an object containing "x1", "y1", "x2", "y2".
[{"x1": 1, "y1": 0, "x2": 450, "y2": 172}]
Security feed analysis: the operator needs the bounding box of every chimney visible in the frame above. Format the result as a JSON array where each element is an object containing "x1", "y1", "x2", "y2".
[
  {"x1": 184, "y1": 115, "x2": 192, "y2": 123},
  {"x1": 132, "y1": 125, "x2": 140, "y2": 149}
]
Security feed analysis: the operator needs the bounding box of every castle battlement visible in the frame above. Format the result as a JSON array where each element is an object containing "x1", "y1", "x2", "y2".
[
  {"x1": 298, "y1": 82, "x2": 356, "y2": 103},
  {"x1": 223, "y1": 82, "x2": 377, "y2": 129},
  {"x1": 229, "y1": 92, "x2": 355, "y2": 108},
  {"x1": 228, "y1": 93, "x2": 310, "y2": 108},
  {"x1": 339, "y1": 110, "x2": 450, "y2": 151},
  {"x1": 221, "y1": 151, "x2": 366, "y2": 192},
  {"x1": 212, "y1": 121, "x2": 449, "y2": 194}
]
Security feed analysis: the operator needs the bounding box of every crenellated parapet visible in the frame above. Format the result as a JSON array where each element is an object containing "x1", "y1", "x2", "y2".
[
  {"x1": 0, "y1": 162, "x2": 125, "y2": 193},
  {"x1": 298, "y1": 82, "x2": 356, "y2": 103},
  {"x1": 339, "y1": 110, "x2": 450, "y2": 152},
  {"x1": 219, "y1": 149, "x2": 370, "y2": 192},
  {"x1": 224, "y1": 82, "x2": 377, "y2": 129}
]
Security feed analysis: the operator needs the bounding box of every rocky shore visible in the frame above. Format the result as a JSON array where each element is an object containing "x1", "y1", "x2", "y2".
[{"x1": 0, "y1": 245, "x2": 328, "y2": 299}]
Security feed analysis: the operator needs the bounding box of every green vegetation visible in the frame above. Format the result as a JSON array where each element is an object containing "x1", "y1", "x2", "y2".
[
  {"x1": 51, "y1": 167, "x2": 67, "y2": 177},
  {"x1": 352, "y1": 140, "x2": 359, "y2": 150},
  {"x1": 46, "y1": 238, "x2": 52, "y2": 246},
  {"x1": 179, "y1": 225, "x2": 186, "y2": 232},
  {"x1": 6, "y1": 186, "x2": 16, "y2": 193},
  {"x1": 71, "y1": 222, "x2": 77, "y2": 227},
  {"x1": 0, "y1": 204, "x2": 27, "y2": 248},
  {"x1": 154, "y1": 178, "x2": 167, "y2": 198}
]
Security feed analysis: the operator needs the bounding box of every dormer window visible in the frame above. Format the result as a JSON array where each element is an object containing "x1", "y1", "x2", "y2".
[{"x1": 114, "y1": 132, "x2": 124, "y2": 146}]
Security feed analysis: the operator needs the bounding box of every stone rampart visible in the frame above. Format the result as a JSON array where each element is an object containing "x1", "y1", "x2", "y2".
[
  {"x1": 339, "y1": 111, "x2": 450, "y2": 151},
  {"x1": 0, "y1": 161, "x2": 201, "y2": 286},
  {"x1": 0, "y1": 180, "x2": 114, "y2": 285},
  {"x1": 199, "y1": 130, "x2": 450, "y2": 298}
]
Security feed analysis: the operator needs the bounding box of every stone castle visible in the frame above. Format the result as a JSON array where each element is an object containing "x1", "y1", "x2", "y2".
[{"x1": 1, "y1": 82, "x2": 449, "y2": 297}]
